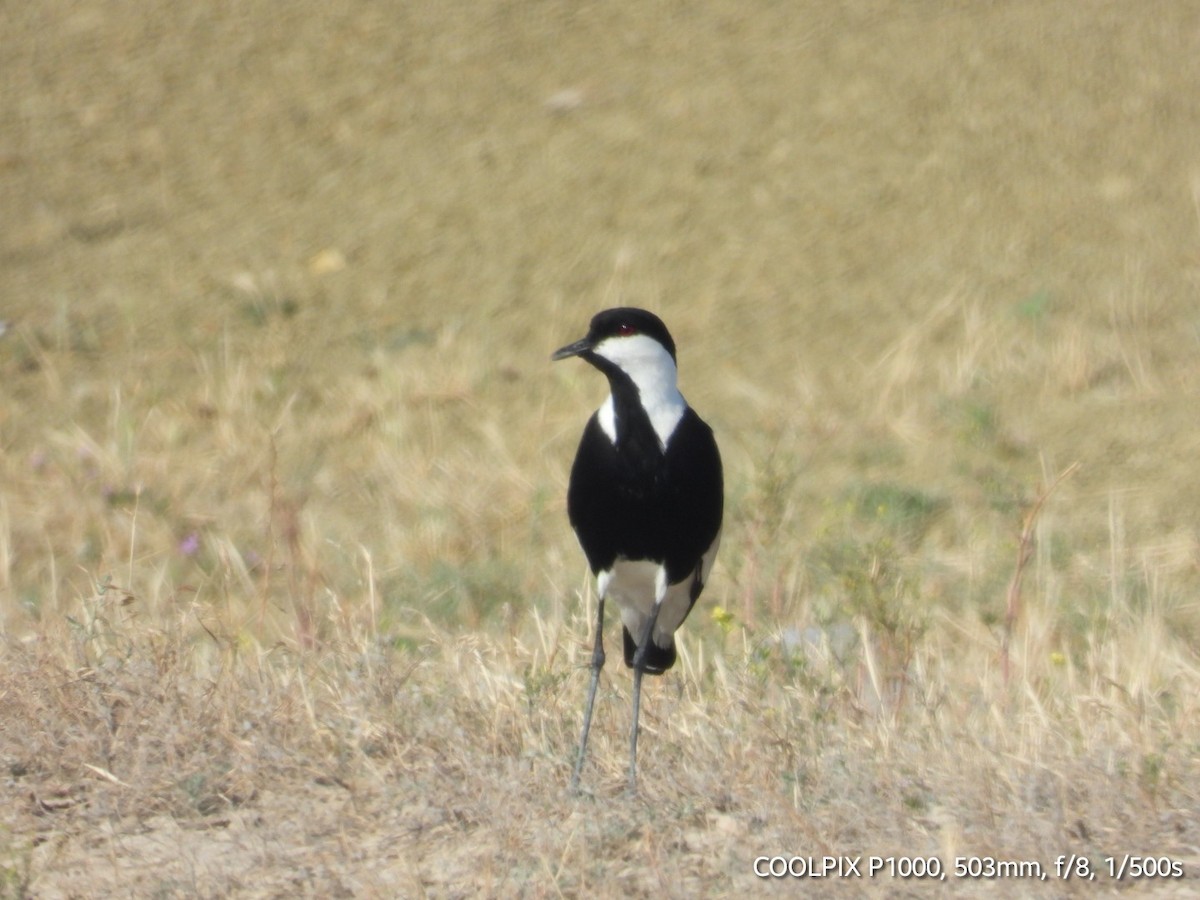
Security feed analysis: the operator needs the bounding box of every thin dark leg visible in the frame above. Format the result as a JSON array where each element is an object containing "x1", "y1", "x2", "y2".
[
  {"x1": 570, "y1": 596, "x2": 606, "y2": 793},
  {"x1": 627, "y1": 604, "x2": 662, "y2": 796}
]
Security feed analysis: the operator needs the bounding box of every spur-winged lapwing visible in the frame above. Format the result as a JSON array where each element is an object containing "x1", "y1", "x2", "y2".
[{"x1": 553, "y1": 307, "x2": 723, "y2": 794}]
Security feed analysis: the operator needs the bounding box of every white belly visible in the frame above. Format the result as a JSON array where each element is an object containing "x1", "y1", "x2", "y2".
[{"x1": 597, "y1": 532, "x2": 721, "y2": 649}]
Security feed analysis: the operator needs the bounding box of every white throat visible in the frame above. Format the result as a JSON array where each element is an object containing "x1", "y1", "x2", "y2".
[{"x1": 593, "y1": 333, "x2": 686, "y2": 448}]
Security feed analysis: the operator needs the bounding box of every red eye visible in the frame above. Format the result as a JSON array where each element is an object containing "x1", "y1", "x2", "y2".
[{"x1": 617, "y1": 323, "x2": 637, "y2": 337}]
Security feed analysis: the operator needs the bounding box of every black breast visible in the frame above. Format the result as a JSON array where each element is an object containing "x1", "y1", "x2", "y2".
[{"x1": 567, "y1": 401, "x2": 723, "y2": 587}]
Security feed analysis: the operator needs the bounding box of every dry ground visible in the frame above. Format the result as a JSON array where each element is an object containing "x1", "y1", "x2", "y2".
[{"x1": 3, "y1": 1, "x2": 1200, "y2": 897}]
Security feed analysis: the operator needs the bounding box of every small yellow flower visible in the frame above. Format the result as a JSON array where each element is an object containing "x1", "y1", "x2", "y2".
[{"x1": 711, "y1": 605, "x2": 735, "y2": 633}]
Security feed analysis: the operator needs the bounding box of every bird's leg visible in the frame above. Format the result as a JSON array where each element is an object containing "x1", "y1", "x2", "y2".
[
  {"x1": 627, "y1": 603, "x2": 663, "y2": 796},
  {"x1": 570, "y1": 595, "x2": 606, "y2": 793}
]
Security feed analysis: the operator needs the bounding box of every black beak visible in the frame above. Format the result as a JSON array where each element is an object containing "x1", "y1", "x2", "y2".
[{"x1": 551, "y1": 337, "x2": 591, "y2": 361}]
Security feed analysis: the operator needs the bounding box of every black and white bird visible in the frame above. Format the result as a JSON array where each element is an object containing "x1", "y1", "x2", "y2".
[{"x1": 552, "y1": 307, "x2": 723, "y2": 793}]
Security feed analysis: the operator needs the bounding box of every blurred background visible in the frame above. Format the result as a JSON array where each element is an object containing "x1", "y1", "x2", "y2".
[
  {"x1": 4, "y1": 3, "x2": 1200, "y2": 892},
  {"x1": 3, "y1": 1, "x2": 1200, "y2": 641}
]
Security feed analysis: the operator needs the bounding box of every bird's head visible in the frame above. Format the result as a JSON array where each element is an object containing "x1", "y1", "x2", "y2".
[{"x1": 552, "y1": 308, "x2": 678, "y2": 384}]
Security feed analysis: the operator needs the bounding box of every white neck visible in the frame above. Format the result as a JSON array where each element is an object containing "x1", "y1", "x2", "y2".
[{"x1": 593, "y1": 333, "x2": 686, "y2": 448}]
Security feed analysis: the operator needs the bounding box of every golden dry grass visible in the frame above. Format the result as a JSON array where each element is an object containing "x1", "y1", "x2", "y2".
[{"x1": 3, "y1": 1, "x2": 1200, "y2": 897}]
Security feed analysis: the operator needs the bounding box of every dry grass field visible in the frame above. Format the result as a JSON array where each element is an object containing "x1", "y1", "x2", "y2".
[{"x1": 3, "y1": 1, "x2": 1200, "y2": 896}]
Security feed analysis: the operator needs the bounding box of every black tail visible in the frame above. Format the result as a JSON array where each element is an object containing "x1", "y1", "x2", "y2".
[{"x1": 623, "y1": 626, "x2": 676, "y2": 674}]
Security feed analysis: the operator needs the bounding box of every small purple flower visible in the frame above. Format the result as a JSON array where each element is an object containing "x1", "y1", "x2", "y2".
[{"x1": 179, "y1": 532, "x2": 201, "y2": 557}]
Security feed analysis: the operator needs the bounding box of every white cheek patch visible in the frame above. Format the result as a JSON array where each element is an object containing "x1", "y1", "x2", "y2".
[{"x1": 592, "y1": 334, "x2": 686, "y2": 448}]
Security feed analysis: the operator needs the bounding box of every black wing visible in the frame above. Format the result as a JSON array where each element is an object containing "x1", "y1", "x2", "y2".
[
  {"x1": 565, "y1": 414, "x2": 630, "y2": 575},
  {"x1": 659, "y1": 408, "x2": 723, "y2": 585}
]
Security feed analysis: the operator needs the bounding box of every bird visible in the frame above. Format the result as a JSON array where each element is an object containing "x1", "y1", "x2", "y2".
[{"x1": 552, "y1": 307, "x2": 723, "y2": 794}]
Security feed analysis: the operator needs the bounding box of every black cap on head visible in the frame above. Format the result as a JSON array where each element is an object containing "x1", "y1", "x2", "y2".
[{"x1": 552, "y1": 307, "x2": 677, "y2": 363}]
